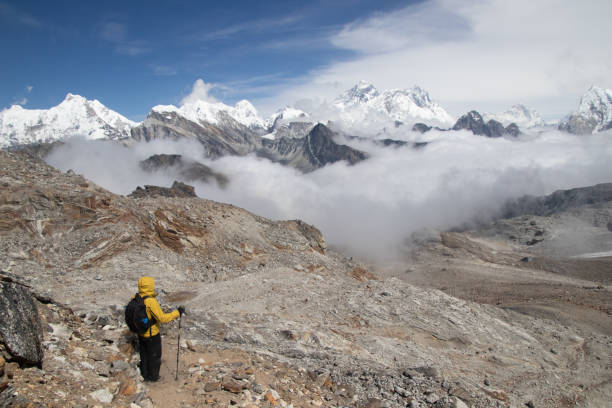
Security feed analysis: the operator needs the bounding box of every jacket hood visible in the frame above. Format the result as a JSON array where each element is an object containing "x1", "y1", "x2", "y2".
[{"x1": 138, "y1": 276, "x2": 157, "y2": 297}]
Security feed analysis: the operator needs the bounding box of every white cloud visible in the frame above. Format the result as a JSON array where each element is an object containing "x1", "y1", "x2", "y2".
[
  {"x1": 180, "y1": 78, "x2": 219, "y2": 105},
  {"x1": 45, "y1": 129, "x2": 612, "y2": 261},
  {"x1": 26, "y1": 85, "x2": 33, "y2": 93},
  {"x1": 15, "y1": 97, "x2": 27, "y2": 106},
  {"x1": 260, "y1": 0, "x2": 612, "y2": 120}
]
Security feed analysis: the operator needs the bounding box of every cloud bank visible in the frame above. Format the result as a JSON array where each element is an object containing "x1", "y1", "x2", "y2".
[
  {"x1": 256, "y1": 0, "x2": 612, "y2": 119},
  {"x1": 46, "y1": 129, "x2": 612, "y2": 261}
]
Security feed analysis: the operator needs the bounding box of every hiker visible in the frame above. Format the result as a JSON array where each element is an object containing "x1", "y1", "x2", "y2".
[{"x1": 133, "y1": 276, "x2": 184, "y2": 382}]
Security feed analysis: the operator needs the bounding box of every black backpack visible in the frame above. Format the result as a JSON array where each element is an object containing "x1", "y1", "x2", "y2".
[{"x1": 125, "y1": 294, "x2": 155, "y2": 335}]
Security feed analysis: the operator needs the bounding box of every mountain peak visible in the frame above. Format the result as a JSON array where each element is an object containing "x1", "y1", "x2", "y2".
[
  {"x1": 341, "y1": 81, "x2": 380, "y2": 104},
  {"x1": 559, "y1": 86, "x2": 612, "y2": 134},
  {"x1": 484, "y1": 104, "x2": 543, "y2": 128},
  {"x1": 63, "y1": 93, "x2": 86, "y2": 103},
  {"x1": 0, "y1": 94, "x2": 135, "y2": 147},
  {"x1": 331, "y1": 82, "x2": 454, "y2": 128}
]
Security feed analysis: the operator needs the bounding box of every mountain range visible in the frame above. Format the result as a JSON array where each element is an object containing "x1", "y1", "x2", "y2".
[{"x1": 1, "y1": 84, "x2": 611, "y2": 160}]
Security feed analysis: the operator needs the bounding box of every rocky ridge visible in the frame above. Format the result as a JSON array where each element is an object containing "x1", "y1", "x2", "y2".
[
  {"x1": 139, "y1": 154, "x2": 229, "y2": 188},
  {"x1": 451, "y1": 111, "x2": 520, "y2": 137},
  {"x1": 412, "y1": 111, "x2": 520, "y2": 137},
  {"x1": 1, "y1": 149, "x2": 610, "y2": 407},
  {"x1": 132, "y1": 114, "x2": 366, "y2": 173}
]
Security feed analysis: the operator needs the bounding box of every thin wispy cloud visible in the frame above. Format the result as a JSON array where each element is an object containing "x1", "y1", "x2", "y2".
[
  {"x1": 98, "y1": 21, "x2": 151, "y2": 56},
  {"x1": 0, "y1": 2, "x2": 43, "y2": 28},
  {"x1": 151, "y1": 65, "x2": 178, "y2": 76},
  {"x1": 193, "y1": 15, "x2": 303, "y2": 42}
]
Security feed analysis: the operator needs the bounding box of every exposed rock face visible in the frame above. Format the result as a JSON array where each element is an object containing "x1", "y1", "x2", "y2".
[
  {"x1": 140, "y1": 154, "x2": 229, "y2": 188},
  {"x1": 0, "y1": 281, "x2": 43, "y2": 365},
  {"x1": 259, "y1": 123, "x2": 367, "y2": 172},
  {"x1": 128, "y1": 181, "x2": 197, "y2": 199},
  {"x1": 452, "y1": 111, "x2": 521, "y2": 137},
  {"x1": 501, "y1": 183, "x2": 612, "y2": 218},
  {"x1": 269, "y1": 121, "x2": 314, "y2": 139},
  {"x1": 130, "y1": 110, "x2": 261, "y2": 159},
  {"x1": 132, "y1": 111, "x2": 365, "y2": 173}
]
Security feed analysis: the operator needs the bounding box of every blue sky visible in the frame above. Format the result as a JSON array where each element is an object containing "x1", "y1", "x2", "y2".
[{"x1": 2, "y1": 0, "x2": 611, "y2": 121}]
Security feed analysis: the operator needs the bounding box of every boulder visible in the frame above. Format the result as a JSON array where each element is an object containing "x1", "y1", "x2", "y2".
[{"x1": 0, "y1": 282, "x2": 44, "y2": 365}]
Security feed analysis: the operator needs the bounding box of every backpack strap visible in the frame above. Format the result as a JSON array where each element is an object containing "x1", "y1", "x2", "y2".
[{"x1": 142, "y1": 295, "x2": 153, "y2": 338}]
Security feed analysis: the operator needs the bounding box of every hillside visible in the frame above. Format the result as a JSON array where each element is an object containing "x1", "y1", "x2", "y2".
[{"x1": 0, "y1": 150, "x2": 610, "y2": 407}]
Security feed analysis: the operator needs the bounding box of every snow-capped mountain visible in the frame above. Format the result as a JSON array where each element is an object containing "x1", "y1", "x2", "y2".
[
  {"x1": 265, "y1": 106, "x2": 311, "y2": 129},
  {"x1": 559, "y1": 86, "x2": 612, "y2": 134},
  {"x1": 262, "y1": 107, "x2": 314, "y2": 140},
  {"x1": 484, "y1": 104, "x2": 544, "y2": 128},
  {"x1": 152, "y1": 99, "x2": 265, "y2": 131},
  {"x1": 0, "y1": 94, "x2": 136, "y2": 148},
  {"x1": 329, "y1": 81, "x2": 454, "y2": 130}
]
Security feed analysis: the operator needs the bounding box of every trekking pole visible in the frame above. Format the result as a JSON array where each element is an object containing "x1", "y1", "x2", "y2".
[{"x1": 175, "y1": 313, "x2": 182, "y2": 381}]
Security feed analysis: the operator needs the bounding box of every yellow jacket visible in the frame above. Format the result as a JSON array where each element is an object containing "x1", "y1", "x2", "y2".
[{"x1": 137, "y1": 276, "x2": 180, "y2": 338}]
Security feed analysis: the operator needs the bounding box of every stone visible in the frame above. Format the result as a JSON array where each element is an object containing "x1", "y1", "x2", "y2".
[
  {"x1": 264, "y1": 391, "x2": 278, "y2": 405},
  {"x1": 110, "y1": 359, "x2": 130, "y2": 374},
  {"x1": 204, "y1": 382, "x2": 220, "y2": 392},
  {"x1": 425, "y1": 393, "x2": 439, "y2": 404},
  {"x1": 0, "y1": 356, "x2": 4, "y2": 376},
  {"x1": 94, "y1": 361, "x2": 111, "y2": 377},
  {"x1": 5, "y1": 362, "x2": 18, "y2": 379},
  {"x1": 119, "y1": 378, "x2": 136, "y2": 396},
  {"x1": 414, "y1": 366, "x2": 440, "y2": 380},
  {"x1": 267, "y1": 389, "x2": 280, "y2": 400},
  {"x1": 222, "y1": 379, "x2": 245, "y2": 393},
  {"x1": 0, "y1": 282, "x2": 44, "y2": 365},
  {"x1": 452, "y1": 397, "x2": 469, "y2": 408},
  {"x1": 90, "y1": 388, "x2": 114, "y2": 404}
]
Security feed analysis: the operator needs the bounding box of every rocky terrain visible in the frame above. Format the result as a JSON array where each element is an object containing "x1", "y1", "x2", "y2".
[
  {"x1": 0, "y1": 149, "x2": 611, "y2": 407},
  {"x1": 131, "y1": 113, "x2": 366, "y2": 173},
  {"x1": 412, "y1": 111, "x2": 520, "y2": 138},
  {"x1": 139, "y1": 154, "x2": 229, "y2": 189}
]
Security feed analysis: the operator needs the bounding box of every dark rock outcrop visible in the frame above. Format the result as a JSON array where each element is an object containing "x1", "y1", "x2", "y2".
[
  {"x1": 140, "y1": 154, "x2": 229, "y2": 188},
  {"x1": 501, "y1": 183, "x2": 612, "y2": 218},
  {"x1": 129, "y1": 181, "x2": 197, "y2": 199},
  {"x1": 452, "y1": 111, "x2": 520, "y2": 137},
  {"x1": 412, "y1": 123, "x2": 432, "y2": 133},
  {"x1": 0, "y1": 281, "x2": 44, "y2": 366}
]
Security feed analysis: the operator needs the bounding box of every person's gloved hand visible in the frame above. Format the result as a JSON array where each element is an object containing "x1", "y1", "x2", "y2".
[{"x1": 178, "y1": 306, "x2": 185, "y2": 316}]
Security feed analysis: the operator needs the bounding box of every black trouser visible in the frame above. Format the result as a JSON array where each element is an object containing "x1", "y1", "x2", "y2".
[{"x1": 138, "y1": 333, "x2": 162, "y2": 381}]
